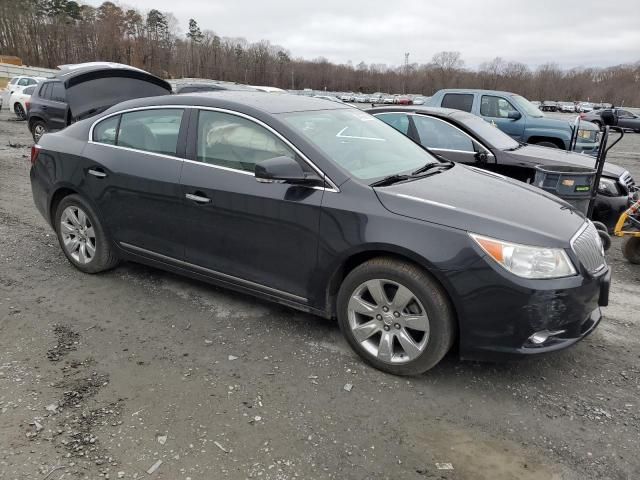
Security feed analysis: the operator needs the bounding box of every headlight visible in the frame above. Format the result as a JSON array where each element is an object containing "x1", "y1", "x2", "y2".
[
  {"x1": 470, "y1": 233, "x2": 576, "y2": 279},
  {"x1": 597, "y1": 177, "x2": 621, "y2": 196},
  {"x1": 576, "y1": 128, "x2": 598, "y2": 142}
]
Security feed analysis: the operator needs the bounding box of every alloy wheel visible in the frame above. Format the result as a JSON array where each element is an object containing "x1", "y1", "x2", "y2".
[
  {"x1": 60, "y1": 206, "x2": 96, "y2": 264},
  {"x1": 347, "y1": 279, "x2": 429, "y2": 364},
  {"x1": 34, "y1": 124, "x2": 45, "y2": 141}
]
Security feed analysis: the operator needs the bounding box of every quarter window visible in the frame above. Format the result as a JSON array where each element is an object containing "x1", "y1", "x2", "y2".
[
  {"x1": 376, "y1": 113, "x2": 410, "y2": 135},
  {"x1": 480, "y1": 95, "x2": 519, "y2": 119},
  {"x1": 412, "y1": 115, "x2": 475, "y2": 152},
  {"x1": 196, "y1": 110, "x2": 295, "y2": 172},
  {"x1": 39, "y1": 83, "x2": 51, "y2": 99},
  {"x1": 93, "y1": 115, "x2": 120, "y2": 145},
  {"x1": 23, "y1": 86, "x2": 36, "y2": 95},
  {"x1": 17, "y1": 78, "x2": 30, "y2": 86},
  {"x1": 9, "y1": 77, "x2": 18, "y2": 85},
  {"x1": 50, "y1": 83, "x2": 66, "y2": 102},
  {"x1": 117, "y1": 109, "x2": 184, "y2": 156},
  {"x1": 441, "y1": 93, "x2": 474, "y2": 112}
]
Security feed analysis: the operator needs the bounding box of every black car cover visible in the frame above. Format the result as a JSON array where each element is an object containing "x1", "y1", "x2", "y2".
[{"x1": 55, "y1": 63, "x2": 172, "y2": 120}]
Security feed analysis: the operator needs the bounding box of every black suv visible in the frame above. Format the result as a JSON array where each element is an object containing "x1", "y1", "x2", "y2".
[{"x1": 27, "y1": 62, "x2": 172, "y2": 142}]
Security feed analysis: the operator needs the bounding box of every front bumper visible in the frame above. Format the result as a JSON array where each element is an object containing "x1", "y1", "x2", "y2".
[{"x1": 446, "y1": 253, "x2": 610, "y2": 362}]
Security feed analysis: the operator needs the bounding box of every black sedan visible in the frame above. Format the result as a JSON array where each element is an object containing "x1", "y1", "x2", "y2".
[
  {"x1": 31, "y1": 92, "x2": 609, "y2": 375},
  {"x1": 581, "y1": 108, "x2": 640, "y2": 133},
  {"x1": 367, "y1": 106, "x2": 636, "y2": 230}
]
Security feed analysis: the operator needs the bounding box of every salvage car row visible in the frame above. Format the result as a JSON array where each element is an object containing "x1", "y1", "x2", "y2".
[{"x1": 24, "y1": 62, "x2": 637, "y2": 376}]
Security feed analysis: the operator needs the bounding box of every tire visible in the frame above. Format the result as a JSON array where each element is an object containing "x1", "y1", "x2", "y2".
[
  {"x1": 592, "y1": 120, "x2": 602, "y2": 130},
  {"x1": 336, "y1": 257, "x2": 455, "y2": 376},
  {"x1": 14, "y1": 103, "x2": 26, "y2": 120},
  {"x1": 622, "y1": 237, "x2": 640, "y2": 264},
  {"x1": 31, "y1": 119, "x2": 47, "y2": 142},
  {"x1": 54, "y1": 194, "x2": 119, "y2": 273},
  {"x1": 592, "y1": 221, "x2": 609, "y2": 234},
  {"x1": 533, "y1": 140, "x2": 560, "y2": 149}
]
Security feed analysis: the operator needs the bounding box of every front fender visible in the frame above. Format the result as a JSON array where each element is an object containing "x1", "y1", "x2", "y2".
[{"x1": 524, "y1": 127, "x2": 571, "y2": 147}]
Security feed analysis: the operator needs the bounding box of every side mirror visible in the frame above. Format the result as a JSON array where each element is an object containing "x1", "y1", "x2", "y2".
[
  {"x1": 255, "y1": 156, "x2": 322, "y2": 186},
  {"x1": 508, "y1": 110, "x2": 522, "y2": 120}
]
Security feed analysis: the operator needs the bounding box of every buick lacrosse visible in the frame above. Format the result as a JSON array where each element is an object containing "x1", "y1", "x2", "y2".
[{"x1": 30, "y1": 92, "x2": 610, "y2": 375}]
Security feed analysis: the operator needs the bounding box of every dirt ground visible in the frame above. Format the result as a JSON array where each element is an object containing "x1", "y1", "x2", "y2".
[{"x1": 0, "y1": 109, "x2": 639, "y2": 480}]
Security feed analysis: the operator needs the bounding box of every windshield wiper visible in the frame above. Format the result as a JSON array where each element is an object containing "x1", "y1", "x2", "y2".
[
  {"x1": 411, "y1": 160, "x2": 454, "y2": 175},
  {"x1": 370, "y1": 174, "x2": 413, "y2": 187}
]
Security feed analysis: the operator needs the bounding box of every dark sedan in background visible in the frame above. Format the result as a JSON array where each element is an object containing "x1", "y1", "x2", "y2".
[
  {"x1": 581, "y1": 108, "x2": 640, "y2": 132},
  {"x1": 368, "y1": 106, "x2": 636, "y2": 230},
  {"x1": 31, "y1": 92, "x2": 609, "y2": 375}
]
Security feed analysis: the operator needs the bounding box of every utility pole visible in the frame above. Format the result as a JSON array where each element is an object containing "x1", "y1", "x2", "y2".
[
  {"x1": 291, "y1": 69, "x2": 295, "y2": 90},
  {"x1": 403, "y1": 52, "x2": 409, "y2": 94}
]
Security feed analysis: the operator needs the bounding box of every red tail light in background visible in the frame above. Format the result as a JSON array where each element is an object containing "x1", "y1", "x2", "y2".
[
  {"x1": 25, "y1": 101, "x2": 30, "y2": 111},
  {"x1": 30, "y1": 145, "x2": 41, "y2": 166}
]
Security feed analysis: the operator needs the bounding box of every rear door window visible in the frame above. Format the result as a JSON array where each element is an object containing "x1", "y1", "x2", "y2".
[
  {"x1": 23, "y1": 86, "x2": 36, "y2": 95},
  {"x1": 441, "y1": 93, "x2": 474, "y2": 112},
  {"x1": 51, "y1": 83, "x2": 66, "y2": 102},
  {"x1": 117, "y1": 109, "x2": 184, "y2": 156}
]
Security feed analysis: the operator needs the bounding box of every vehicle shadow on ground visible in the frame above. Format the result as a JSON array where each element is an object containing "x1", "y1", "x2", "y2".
[{"x1": 113, "y1": 260, "x2": 585, "y2": 387}]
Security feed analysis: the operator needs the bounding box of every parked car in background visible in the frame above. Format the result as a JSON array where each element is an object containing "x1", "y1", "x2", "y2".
[
  {"x1": 530, "y1": 100, "x2": 542, "y2": 109},
  {"x1": 412, "y1": 96, "x2": 429, "y2": 105},
  {"x1": 1, "y1": 75, "x2": 46, "y2": 110},
  {"x1": 395, "y1": 96, "x2": 412, "y2": 105},
  {"x1": 174, "y1": 82, "x2": 256, "y2": 94},
  {"x1": 577, "y1": 102, "x2": 594, "y2": 113},
  {"x1": 31, "y1": 92, "x2": 609, "y2": 375},
  {"x1": 355, "y1": 94, "x2": 368, "y2": 103},
  {"x1": 427, "y1": 89, "x2": 600, "y2": 153},
  {"x1": 382, "y1": 96, "x2": 395, "y2": 104},
  {"x1": 558, "y1": 102, "x2": 576, "y2": 113},
  {"x1": 27, "y1": 62, "x2": 172, "y2": 142},
  {"x1": 581, "y1": 108, "x2": 640, "y2": 133},
  {"x1": 367, "y1": 105, "x2": 635, "y2": 230},
  {"x1": 9, "y1": 85, "x2": 37, "y2": 119},
  {"x1": 541, "y1": 101, "x2": 558, "y2": 112},
  {"x1": 251, "y1": 86, "x2": 287, "y2": 93},
  {"x1": 340, "y1": 93, "x2": 355, "y2": 102}
]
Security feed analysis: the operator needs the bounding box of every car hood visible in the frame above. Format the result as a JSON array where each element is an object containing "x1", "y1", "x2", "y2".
[
  {"x1": 507, "y1": 144, "x2": 626, "y2": 178},
  {"x1": 374, "y1": 164, "x2": 586, "y2": 247},
  {"x1": 55, "y1": 63, "x2": 172, "y2": 120}
]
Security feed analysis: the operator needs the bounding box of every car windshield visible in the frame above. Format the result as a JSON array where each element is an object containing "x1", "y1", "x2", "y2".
[
  {"x1": 511, "y1": 95, "x2": 544, "y2": 118},
  {"x1": 457, "y1": 113, "x2": 520, "y2": 150},
  {"x1": 281, "y1": 109, "x2": 440, "y2": 181}
]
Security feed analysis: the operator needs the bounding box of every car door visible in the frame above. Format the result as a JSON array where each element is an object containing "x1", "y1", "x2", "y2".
[
  {"x1": 479, "y1": 95, "x2": 526, "y2": 140},
  {"x1": 179, "y1": 108, "x2": 324, "y2": 301},
  {"x1": 37, "y1": 82, "x2": 68, "y2": 130},
  {"x1": 85, "y1": 107, "x2": 188, "y2": 258},
  {"x1": 616, "y1": 109, "x2": 640, "y2": 130}
]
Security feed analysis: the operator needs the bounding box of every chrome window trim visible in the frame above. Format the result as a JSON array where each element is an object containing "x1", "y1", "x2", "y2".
[
  {"x1": 373, "y1": 111, "x2": 493, "y2": 155},
  {"x1": 120, "y1": 241, "x2": 307, "y2": 304},
  {"x1": 88, "y1": 104, "x2": 340, "y2": 193}
]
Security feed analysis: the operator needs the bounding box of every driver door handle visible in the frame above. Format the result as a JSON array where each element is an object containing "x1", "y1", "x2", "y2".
[
  {"x1": 185, "y1": 192, "x2": 211, "y2": 204},
  {"x1": 88, "y1": 168, "x2": 107, "y2": 178}
]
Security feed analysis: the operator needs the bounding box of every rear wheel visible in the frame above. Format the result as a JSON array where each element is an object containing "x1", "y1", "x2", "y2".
[
  {"x1": 337, "y1": 257, "x2": 455, "y2": 376},
  {"x1": 14, "y1": 103, "x2": 26, "y2": 120},
  {"x1": 54, "y1": 194, "x2": 119, "y2": 273},
  {"x1": 31, "y1": 120, "x2": 47, "y2": 142},
  {"x1": 622, "y1": 237, "x2": 640, "y2": 264}
]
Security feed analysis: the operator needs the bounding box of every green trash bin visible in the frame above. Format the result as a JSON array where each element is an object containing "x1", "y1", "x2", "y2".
[{"x1": 533, "y1": 165, "x2": 596, "y2": 215}]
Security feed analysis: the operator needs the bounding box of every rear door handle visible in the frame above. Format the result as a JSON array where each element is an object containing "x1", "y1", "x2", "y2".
[
  {"x1": 88, "y1": 168, "x2": 107, "y2": 178},
  {"x1": 185, "y1": 192, "x2": 211, "y2": 204}
]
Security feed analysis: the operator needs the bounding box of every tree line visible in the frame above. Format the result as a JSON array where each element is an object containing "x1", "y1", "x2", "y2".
[{"x1": 1, "y1": 0, "x2": 639, "y2": 105}]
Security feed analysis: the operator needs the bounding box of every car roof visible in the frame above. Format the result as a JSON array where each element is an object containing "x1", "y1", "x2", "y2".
[
  {"x1": 107, "y1": 91, "x2": 351, "y2": 115},
  {"x1": 436, "y1": 88, "x2": 519, "y2": 97},
  {"x1": 367, "y1": 105, "x2": 473, "y2": 120}
]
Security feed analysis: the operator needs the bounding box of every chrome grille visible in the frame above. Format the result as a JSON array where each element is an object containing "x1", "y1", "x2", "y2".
[
  {"x1": 620, "y1": 171, "x2": 636, "y2": 193},
  {"x1": 571, "y1": 222, "x2": 606, "y2": 275}
]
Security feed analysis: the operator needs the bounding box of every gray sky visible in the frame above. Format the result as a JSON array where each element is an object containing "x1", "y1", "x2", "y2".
[{"x1": 86, "y1": 0, "x2": 640, "y2": 69}]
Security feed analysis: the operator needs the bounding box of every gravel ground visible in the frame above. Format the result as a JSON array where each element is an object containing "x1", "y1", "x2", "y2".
[{"x1": 0, "y1": 110, "x2": 639, "y2": 480}]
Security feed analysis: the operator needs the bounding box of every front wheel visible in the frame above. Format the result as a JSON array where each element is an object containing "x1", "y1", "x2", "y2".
[
  {"x1": 533, "y1": 140, "x2": 560, "y2": 149},
  {"x1": 54, "y1": 194, "x2": 119, "y2": 273},
  {"x1": 337, "y1": 257, "x2": 455, "y2": 376}
]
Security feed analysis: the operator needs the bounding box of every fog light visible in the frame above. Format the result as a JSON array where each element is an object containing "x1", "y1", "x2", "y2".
[{"x1": 528, "y1": 330, "x2": 566, "y2": 345}]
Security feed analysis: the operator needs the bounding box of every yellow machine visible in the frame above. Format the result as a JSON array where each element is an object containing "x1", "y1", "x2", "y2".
[{"x1": 613, "y1": 198, "x2": 640, "y2": 264}]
